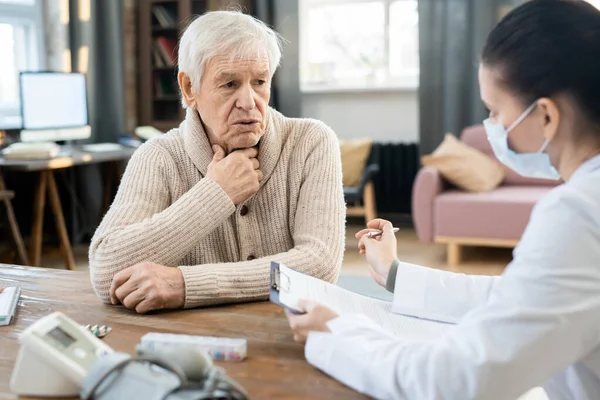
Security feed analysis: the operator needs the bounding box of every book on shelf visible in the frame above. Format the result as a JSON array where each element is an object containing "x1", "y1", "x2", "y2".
[
  {"x1": 153, "y1": 42, "x2": 166, "y2": 67},
  {"x1": 154, "y1": 75, "x2": 178, "y2": 98},
  {"x1": 154, "y1": 36, "x2": 178, "y2": 66},
  {"x1": 152, "y1": 5, "x2": 177, "y2": 28}
]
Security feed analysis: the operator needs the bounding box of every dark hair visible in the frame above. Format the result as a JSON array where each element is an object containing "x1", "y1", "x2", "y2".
[{"x1": 482, "y1": 0, "x2": 600, "y2": 131}]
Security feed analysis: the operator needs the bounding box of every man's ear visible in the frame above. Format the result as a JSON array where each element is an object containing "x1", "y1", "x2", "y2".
[
  {"x1": 178, "y1": 71, "x2": 196, "y2": 109},
  {"x1": 537, "y1": 97, "x2": 560, "y2": 141}
]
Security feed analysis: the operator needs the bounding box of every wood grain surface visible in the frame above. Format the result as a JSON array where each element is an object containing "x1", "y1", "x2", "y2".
[{"x1": 0, "y1": 264, "x2": 366, "y2": 400}]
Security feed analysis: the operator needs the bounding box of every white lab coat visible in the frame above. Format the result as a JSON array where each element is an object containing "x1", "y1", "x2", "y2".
[{"x1": 305, "y1": 155, "x2": 600, "y2": 400}]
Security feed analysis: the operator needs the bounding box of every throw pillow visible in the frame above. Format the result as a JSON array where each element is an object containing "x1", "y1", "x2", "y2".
[
  {"x1": 340, "y1": 139, "x2": 373, "y2": 187},
  {"x1": 421, "y1": 133, "x2": 505, "y2": 192}
]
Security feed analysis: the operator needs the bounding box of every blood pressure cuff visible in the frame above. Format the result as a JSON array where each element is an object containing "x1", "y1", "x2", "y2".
[{"x1": 79, "y1": 352, "x2": 248, "y2": 400}]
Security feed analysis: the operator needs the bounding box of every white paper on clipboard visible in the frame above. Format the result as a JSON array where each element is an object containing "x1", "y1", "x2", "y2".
[{"x1": 277, "y1": 263, "x2": 452, "y2": 340}]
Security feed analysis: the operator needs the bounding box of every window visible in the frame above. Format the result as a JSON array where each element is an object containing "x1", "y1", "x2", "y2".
[
  {"x1": 299, "y1": 0, "x2": 419, "y2": 92},
  {"x1": 587, "y1": 0, "x2": 600, "y2": 9},
  {"x1": 0, "y1": 0, "x2": 44, "y2": 129},
  {"x1": 1, "y1": 0, "x2": 35, "y2": 4}
]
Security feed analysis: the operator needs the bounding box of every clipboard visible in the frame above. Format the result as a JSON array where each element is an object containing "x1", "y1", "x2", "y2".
[
  {"x1": 269, "y1": 262, "x2": 305, "y2": 315},
  {"x1": 270, "y1": 262, "x2": 452, "y2": 339}
]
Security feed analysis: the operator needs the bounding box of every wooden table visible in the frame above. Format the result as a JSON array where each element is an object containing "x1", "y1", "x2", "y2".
[
  {"x1": 0, "y1": 265, "x2": 366, "y2": 400},
  {"x1": 0, "y1": 146, "x2": 135, "y2": 270}
]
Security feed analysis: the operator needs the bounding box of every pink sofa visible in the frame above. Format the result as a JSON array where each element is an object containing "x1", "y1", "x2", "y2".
[{"x1": 412, "y1": 125, "x2": 561, "y2": 266}]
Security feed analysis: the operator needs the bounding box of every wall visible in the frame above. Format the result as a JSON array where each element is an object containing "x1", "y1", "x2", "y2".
[{"x1": 301, "y1": 90, "x2": 419, "y2": 143}]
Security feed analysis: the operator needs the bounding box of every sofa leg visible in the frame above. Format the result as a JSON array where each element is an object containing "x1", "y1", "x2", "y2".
[
  {"x1": 447, "y1": 243, "x2": 462, "y2": 267},
  {"x1": 363, "y1": 181, "x2": 377, "y2": 224}
]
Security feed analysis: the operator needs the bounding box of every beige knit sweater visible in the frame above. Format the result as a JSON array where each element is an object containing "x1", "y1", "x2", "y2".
[{"x1": 89, "y1": 107, "x2": 346, "y2": 308}]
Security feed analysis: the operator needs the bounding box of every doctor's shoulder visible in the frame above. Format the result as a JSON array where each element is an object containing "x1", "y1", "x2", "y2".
[
  {"x1": 527, "y1": 177, "x2": 600, "y2": 236},
  {"x1": 510, "y1": 180, "x2": 600, "y2": 268}
]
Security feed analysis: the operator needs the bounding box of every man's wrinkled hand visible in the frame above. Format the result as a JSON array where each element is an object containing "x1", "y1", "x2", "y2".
[{"x1": 109, "y1": 262, "x2": 185, "y2": 314}]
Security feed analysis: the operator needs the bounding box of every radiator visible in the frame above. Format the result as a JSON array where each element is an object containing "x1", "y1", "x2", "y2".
[{"x1": 367, "y1": 142, "x2": 420, "y2": 214}]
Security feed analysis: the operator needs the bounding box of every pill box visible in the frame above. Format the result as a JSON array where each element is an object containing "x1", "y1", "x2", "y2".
[{"x1": 139, "y1": 332, "x2": 247, "y2": 362}]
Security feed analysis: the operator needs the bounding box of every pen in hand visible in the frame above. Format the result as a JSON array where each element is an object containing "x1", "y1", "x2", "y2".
[{"x1": 366, "y1": 227, "x2": 399, "y2": 238}]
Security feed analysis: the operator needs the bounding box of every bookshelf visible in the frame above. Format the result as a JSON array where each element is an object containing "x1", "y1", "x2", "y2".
[{"x1": 138, "y1": 0, "x2": 210, "y2": 132}]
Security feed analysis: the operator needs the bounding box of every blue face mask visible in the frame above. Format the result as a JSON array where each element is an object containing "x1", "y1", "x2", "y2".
[{"x1": 483, "y1": 102, "x2": 560, "y2": 180}]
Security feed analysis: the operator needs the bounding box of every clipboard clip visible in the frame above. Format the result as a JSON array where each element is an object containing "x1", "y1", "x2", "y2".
[
  {"x1": 271, "y1": 265, "x2": 291, "y2": 293},
  {"x1": 269, "y1": 262, "x2": 305, "y2": 315}
]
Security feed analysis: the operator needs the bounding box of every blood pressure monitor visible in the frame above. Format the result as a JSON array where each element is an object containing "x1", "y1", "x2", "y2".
[{"x1": 10, "y1": 312, "x2": 113, "y2": 397}]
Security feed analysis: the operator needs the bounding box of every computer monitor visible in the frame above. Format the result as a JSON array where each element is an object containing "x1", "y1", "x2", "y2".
[{"x1": 19, "y1": 72, "x2": 91, "y2": 142}]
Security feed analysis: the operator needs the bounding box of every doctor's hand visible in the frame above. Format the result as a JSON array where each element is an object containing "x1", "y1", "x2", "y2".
[
  {"x1": 109, "y1": 262, "x2": 185, "y2": 314},
  {"x1": 285, "y1": 300, "x2": 339, "y2": 344},
  {"x1": 356, "y1": 219, "x2": 398, "y2": 287}
]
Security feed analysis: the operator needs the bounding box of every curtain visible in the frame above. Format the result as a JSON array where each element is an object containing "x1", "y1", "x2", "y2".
[
  {"x1": 253, "y1": 0, "x2": 302, "y2": 117},
  {"x1": 417, "y1": 0, "x2": 522, "y2": 156},
  {"x1": 252, "y1": 0, "x2": 279, "y2": 110},
  {"x1": 72, "y1": 0, "x2": 125, "y2": 241},
  {"x1": 41, "y1": 0, "x2": 126, "y2": 242},
  {"x1": 68, "y1": 0, "x2": 125, "y2": 144}
]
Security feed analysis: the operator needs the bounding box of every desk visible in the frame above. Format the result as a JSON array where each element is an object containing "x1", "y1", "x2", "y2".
[
  {"x1": 0, "y1": 265, "x2": 366, "y2": 400},
  {"x1": 0, "y1": 147, "x2": 135, "y2": 270}
]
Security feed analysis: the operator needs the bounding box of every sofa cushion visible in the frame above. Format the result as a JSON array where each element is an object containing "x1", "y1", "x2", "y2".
[
  {"x1": 421, "y1": 133, "x2": 505, "y2": 192},
  {"x1": 434, "y1": 186, "x2": 556, "y2": 241},
  {"x1": 460, "y1": 125, "x2": 562, "y2": 187}
]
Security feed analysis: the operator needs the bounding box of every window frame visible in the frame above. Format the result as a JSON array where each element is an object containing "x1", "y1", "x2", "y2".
[
  {"x1": 299, "y1": 0, "x2": 419, "y2": 93},
  {"x1": 0, "y1": 0, "x2": 46, "y2": 129}
]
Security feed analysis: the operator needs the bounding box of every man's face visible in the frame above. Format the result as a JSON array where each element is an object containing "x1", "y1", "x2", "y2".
[{"x1": 179, "y1": 54, "x2": 271, "y2": 154}]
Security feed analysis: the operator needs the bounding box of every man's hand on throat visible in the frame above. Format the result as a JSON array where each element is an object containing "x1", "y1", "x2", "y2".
[{"x1": 206, "y1": 144, "x2": 263, "y2": 205}]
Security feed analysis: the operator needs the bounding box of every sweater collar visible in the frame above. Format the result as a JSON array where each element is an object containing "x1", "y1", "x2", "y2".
[{"x1": 182, "y1": 107, "x2": 282, "y2": 188}]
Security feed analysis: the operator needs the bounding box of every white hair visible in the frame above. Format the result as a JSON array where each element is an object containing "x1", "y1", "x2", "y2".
[{"x1": 178, "y1": 10, "x2": 284, "y2": 106}]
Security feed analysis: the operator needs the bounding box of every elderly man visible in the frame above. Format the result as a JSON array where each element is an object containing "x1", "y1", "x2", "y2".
[{"x1": 89, "y1": 10, "x2": 345, "y2": 313}]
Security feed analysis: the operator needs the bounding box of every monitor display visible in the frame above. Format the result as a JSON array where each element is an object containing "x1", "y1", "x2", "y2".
[
  {"x1": 20, "y1": 72, "x2": 88, "y2": 130},
  {"x1": 47, "y1": 326, "x2": 76, "y2": 348}
]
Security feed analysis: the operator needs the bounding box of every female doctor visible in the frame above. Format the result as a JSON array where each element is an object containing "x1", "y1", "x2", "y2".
[{"x1": 287, "y1": 1, "x2": 600, "y2": 399}]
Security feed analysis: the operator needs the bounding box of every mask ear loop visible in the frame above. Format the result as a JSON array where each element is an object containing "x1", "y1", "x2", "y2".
[
  {"x1": 538, "y1": 138, "x2": 551, "y2": 154},
  {"x1": 507, "y1": 101, "x2": 538, "y2": 133}
]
